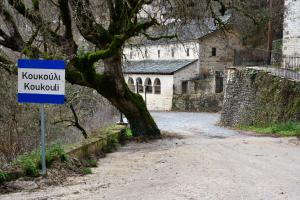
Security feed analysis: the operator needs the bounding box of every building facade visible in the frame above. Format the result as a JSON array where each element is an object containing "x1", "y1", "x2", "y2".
[
  {"x1": 123, "y1": 60, "x2": 198, "y2": 110},
  {"x1": 282, "y1": 0, "x2": 300, "y2": 68},
  {"x1": 123, "y1": 28, "x2": 244, "y2": 110}
]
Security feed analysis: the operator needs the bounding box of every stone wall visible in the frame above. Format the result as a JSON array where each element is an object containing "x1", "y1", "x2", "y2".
[
  {"x1": 172, "y1": 93, "x2": 224, "y2": 112},
  {"x1": 221, "y1": 67, "x2": 300, "y2": 127},
  {"x1": 199, "y1": 31, "x2": 244, "y2": 71}
]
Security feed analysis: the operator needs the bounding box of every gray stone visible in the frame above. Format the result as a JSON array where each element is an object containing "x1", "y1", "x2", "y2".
[{"x1": 6, "y1": 180, "x2": 38, "y2": 190}]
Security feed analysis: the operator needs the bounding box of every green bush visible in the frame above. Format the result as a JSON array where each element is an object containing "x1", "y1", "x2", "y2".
[
  {"x1": 80, "y1": 167, "x2": 92, "y2": 175},
  {"x1": 14, "y1": 143, "x2": 68, "y2": 177},
  {"x1": 88, "y1": 159, "x2": 98, "y2": 167},
  {"x1": 0, "y1": 171, "x2": 9, "y2": 183},
  {"x1": 15, "y1": 152, "x2": 40, "y2": 177},
  {"x1": 125, "y1": 128, "x2": 133, "y2": 139},
  {"x1": 46, "y1": 143, "x2": 68, "y2": 165}
]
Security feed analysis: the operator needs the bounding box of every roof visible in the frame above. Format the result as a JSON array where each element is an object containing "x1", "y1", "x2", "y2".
[
  {"x1": 128, "y1": 14, "x2": 232, "y2": 46},
  {"x1": 123, "y1": 59, "x2": 198, "y2": 75}
]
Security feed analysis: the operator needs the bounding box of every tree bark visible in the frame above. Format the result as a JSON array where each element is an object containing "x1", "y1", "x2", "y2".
[{"x1": 94, "y1": 52, "x2": 161, "y2": 138}]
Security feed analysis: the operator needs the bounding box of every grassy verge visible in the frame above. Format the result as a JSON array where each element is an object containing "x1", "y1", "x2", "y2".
[
  {"x1": 12, "y1": 143, "x2": 68, "y2": 177},
  {"x1": 239, "y1": 122, "x2": 300, "y2": 137},
  {"x1": 0, "y1": 142, "x2": 68, "y2": 184},
  {"x1": 1, "y1": 125, "x2": 126, "y2": 185}
]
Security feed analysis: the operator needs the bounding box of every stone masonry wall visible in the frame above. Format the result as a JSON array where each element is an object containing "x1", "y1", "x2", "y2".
[
  {"x1": 221, "y1": 67, "x2": 300, "y2": 127},
  {"x1": 172, "y1": 93, "x2": 224, "y2": 113}
]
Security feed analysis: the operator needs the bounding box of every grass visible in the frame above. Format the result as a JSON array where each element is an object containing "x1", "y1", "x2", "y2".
[
  {"x1": 0, "y1": 171, "x2": 8, "y2": 183},
  {"x1": 240, "y1": 122, "x2": 300, "y2": 137},
  {"x1": 80, "y1": 167, "x2": 92, "y2": 175},
  {"x1": 88, "y1": 159, "x2": 98, "y2": 167},
  {"x1": 13, "y1": 142, "x2": 68, "y2": 177}
]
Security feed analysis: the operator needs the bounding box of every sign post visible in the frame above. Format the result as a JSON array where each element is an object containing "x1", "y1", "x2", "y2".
[
  {"x1": 40, "y1": 104, "x2": 46, "y2": 175},
  {"x1": 18, "y1": 59, "x2": 65, "y2": 175}
]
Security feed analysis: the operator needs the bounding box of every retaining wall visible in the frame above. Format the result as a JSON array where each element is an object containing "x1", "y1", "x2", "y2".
[
  {"x1": 172, "y1": 93, "x2": 224, "y2": 112},
  {"x1": 220, "y1": 67, "x2": 300, "y2": 127}
]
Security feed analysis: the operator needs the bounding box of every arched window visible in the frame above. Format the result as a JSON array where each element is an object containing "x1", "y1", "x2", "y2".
[
  {"x1": 154, "y1": 78, "x2": 161, "y2": 94},
  {"x1": 127, "y1": 77, "x2": 135, "y2": 92},
  {"x1": 144, "y1": 78, "x2": 152, "y2": 93},
  {"x1": 136, "y1": 77, "x2": 143, "y2": 93}
]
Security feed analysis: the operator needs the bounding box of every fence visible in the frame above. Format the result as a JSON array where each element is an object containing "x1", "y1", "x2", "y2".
[
  {"x1": 234, "y1": 48, "x2": 300, "y2": 81},
  {"x1": 283, "y1": 57, "x2": 300, "y2": 71}
]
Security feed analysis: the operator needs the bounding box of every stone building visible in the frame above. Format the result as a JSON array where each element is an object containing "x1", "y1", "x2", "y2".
[
  {"x1": 123, "y1": 17, "x2": 244, "y2": 111},
  {"x1": 282, "y1": 0, "x2": 300, "y2": 68}
]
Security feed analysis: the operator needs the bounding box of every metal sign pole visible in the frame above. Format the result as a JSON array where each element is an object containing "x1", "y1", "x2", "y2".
[{"x1": 40, "y1": 104, "x2": 46, "y2": 175}]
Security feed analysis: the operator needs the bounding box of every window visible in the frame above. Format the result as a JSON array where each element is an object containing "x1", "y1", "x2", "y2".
[
  {"x1": 158, "y1": 50, "x2": 160, "y2": 58},
  {"x1": 145, "y1": 78, "x2": 152, "y2": 93},
  {"x1": 215, "y1": 71, "x2": 224, "y2": 93},
  {"x1": 171, "y1": 48, "x2": 175, "y2": 58},
  {"x1": 136, "y1": 77, "x2": 143, "y2": 93},
  {"x1": 154, "y1": 78, "x2": 161, "y2": 94},
  {"x1": 130, "y1": 51, "x2": 133, "y2": 59},
  {"x1": 186, "y1": 48, "x2": 190, "y2": 57},
  {"x1": 182, "y1": 81, "x2": 188, "y2": 94},
  {"x1": 127, "y1": 77, "x2": 135, "y2": 92},
  {"x1": 212, "y1": 47, "x2": 217, "y2": 56}
]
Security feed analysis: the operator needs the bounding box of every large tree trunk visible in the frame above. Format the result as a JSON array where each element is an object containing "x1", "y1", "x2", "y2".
[{"x1": 99, "y1": 52, "x2": 161, "y2": 138}]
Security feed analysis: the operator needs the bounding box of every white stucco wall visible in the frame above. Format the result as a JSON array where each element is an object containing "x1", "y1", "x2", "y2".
[
  {"x1": 124, "y1": 41, "x2": 200, "y2": 61},
  {"x1": 124, "y1": 74, "x2": 174, "y2": 111},
  {"x1": 283, "y1": 0, "x2": 300, "y2": 59}
]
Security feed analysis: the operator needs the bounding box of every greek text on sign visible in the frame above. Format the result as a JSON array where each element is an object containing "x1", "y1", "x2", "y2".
[{"x1": 18, "y1": 59, "x2": 65, "y2": 104}]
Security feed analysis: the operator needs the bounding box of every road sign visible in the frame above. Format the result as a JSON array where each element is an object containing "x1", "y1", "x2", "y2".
[
  {"x1": 18, "y1": 59, "x2": 65, "y2": 104},
  {"x1": 17, "y1": 59, "x2": 65, "y2": 175}
]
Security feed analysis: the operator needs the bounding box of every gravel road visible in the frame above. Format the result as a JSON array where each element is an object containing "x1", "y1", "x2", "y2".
[{"x1": 1, "y1": 112, "x2": 300, "y2": 200}]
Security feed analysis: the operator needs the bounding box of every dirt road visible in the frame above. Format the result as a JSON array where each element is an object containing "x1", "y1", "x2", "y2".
[{"x1": 1, "y1": 112, "x2": 300, "y2": 200}]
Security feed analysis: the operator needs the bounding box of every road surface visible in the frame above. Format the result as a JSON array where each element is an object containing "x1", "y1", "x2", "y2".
[{"x1": 1, "y1": 112, "x2": 300, "y2": 200}]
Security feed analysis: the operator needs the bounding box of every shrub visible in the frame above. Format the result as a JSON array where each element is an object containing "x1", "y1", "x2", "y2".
[
  {"x1": 15, "y1": 152, "x2": 40, "y2": 177},
  {"x1": 0, "y1": 171, "x2": 8, "y2": 183},
  {"x1": 125, "y1": 128, "x2": 133, "y2": 139},
  {"x1": 46, "y1": 143, "x2": 68, "y2": 165},
  {"x1": 88, "y1": 159, "x2": 98, "y2": 167},
  {"x1": 14, "y1": 143, "x2": 68, "y2": 177},
  {"x1": 80, "y1": 167, "x2": 92, "y2": 175}
]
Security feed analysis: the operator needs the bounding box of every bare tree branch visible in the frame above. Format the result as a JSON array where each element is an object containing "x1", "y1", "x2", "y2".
[
  {"x1": 70, "y1": 103, "x2": 88, "y2": 139},
  {"x1": 69, "y1": 0, "x2": 110, "y2": 48},
  {"x1": 0, "y1": 6, "x2": 25, "y2": 51}
]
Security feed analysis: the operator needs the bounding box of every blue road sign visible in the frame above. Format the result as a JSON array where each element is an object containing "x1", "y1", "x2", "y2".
[{"x1": 18, "y1": 59, "x2": 65, "y2": 104}]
